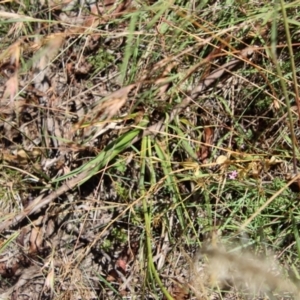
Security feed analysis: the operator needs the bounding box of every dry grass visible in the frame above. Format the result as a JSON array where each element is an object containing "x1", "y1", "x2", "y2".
[
  {"x1": 1, "y1": 0, "x2": 300, "y2": 299},
  {"x1": 189, "y1": 241, "x2": 300, "y2": 300}
]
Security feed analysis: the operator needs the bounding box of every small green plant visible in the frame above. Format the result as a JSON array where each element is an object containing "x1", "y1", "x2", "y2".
[{"x1": 87, "y1": 48, "x2": 116, "y2": 78}]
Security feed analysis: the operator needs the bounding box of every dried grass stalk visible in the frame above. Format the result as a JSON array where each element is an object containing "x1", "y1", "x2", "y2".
[{"x1": 190, "y1": 243, "x2": 300, "y2": 300}]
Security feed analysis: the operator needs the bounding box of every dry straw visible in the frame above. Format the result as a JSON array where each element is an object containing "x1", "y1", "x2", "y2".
[{"x1": 189, "y1": 243, "x2": 300, "y2": 300}]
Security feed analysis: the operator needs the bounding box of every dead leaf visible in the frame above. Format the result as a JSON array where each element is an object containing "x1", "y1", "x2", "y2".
[
  {"x1": 2, "y1": 72, "x2": 19, "y2": 105},
  {"x1": 106, "y1": 269, "x2": 119, "y2": 282},
  {"x1": 94, "y1": 84, "x2": 136, "y2": 119},
  {"x1": 216, "y1": 155, "x2": 228, "y2": 165},
  {"x1": 116, "y1": 258, "x2": 127, "y2": 272},
  {"x1": 29, "y1": 226, "x2": 44, "y2": 254},
  {"x1": 198, "y1": 126, "x2": 214, "y2": 161},
  {"x1": 171, "y1": 282, "x2": 189, "y2": 300}
]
